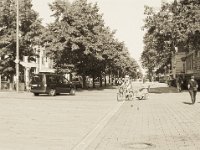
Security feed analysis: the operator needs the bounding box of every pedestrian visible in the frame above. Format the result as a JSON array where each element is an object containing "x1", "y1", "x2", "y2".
[
  {"x1": 176, "y1": 76, "x2": 183, "y2": 92},
  {"x1": 187, "y1": 75, "x2": 198, "y2": 104}
]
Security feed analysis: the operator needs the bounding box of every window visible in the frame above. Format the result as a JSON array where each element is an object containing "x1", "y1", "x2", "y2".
[
  {"x1": 46, "y1": 75, "x2": 57, "y2": 83},
  {"x1": 31, "y1": 75, "x2": 43, "y2": 83}
]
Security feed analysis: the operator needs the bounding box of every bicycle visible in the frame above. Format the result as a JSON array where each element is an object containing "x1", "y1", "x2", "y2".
[{"x1": 117, "y1": 85, "x2": 134, "y2": 101}]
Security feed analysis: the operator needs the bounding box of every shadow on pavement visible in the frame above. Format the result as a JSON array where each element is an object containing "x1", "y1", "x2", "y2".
[
  {"x1": 77, "y1": 86, "x2": 117, "y2": 92},
  {"x1": 149, "y1": 87, "x2": 179, "y2": 93},
  {"x1": 32, "y1": 93, "x2": 74, "y2": 97},
  {"x1": 182, "y1": 102, "x2": 193, "y2": 105}
]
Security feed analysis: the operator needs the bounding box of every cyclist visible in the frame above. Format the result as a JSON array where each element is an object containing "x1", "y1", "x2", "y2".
[{"x1": 120, "y1": 75, "x2": 133, "y2": 99}]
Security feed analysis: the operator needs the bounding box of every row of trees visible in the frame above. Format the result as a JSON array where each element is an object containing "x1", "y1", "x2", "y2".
[
  {"x1": 0, "y1": 0, "x2": 139, "y2": 88},
  {"x1": 141, "y1": 0, "x2": 200, "y2": 79}
]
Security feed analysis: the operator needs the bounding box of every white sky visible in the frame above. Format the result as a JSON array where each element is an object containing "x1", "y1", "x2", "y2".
[{"x1": 32, "y1": 0, "x2": 163, "y2": 69}]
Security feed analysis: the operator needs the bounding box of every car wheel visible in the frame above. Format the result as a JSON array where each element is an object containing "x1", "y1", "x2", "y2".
[
  {"x1": 49, "y1": 89, "x2": 56, "y2": 96},
  {"x1": 34, "y1": 93, "x2": 39, "y2": 96},
  {"x1": 70, "y1": 88, "x2": 76, "y2": 95}
]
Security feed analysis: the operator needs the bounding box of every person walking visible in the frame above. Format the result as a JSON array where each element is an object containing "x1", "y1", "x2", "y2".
[
  {"x1": 176, "y1": 76, "x2": 183, "y2": 92},
  {"x1": 188, "y1": 75, "x2": 198, "y2": 104}
]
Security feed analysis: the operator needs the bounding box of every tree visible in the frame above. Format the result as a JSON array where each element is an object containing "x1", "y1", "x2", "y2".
[
  {"x1": 0, "y1": 0, "x2": 43, "y2": 80},
  {"x1": 141, "y1": 0, "x2": 200, "y2": 76},
  {"x1": 43, "y1": 0, "x2": 139, "y2": 88},
  {"x1": 0, "y1": 0, "x2": 17, "y2": 80}
]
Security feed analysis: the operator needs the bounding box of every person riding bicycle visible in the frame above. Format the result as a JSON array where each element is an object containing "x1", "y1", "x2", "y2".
[{"x1": 120, "y1": 75, "x2": 133, "y2": 96}]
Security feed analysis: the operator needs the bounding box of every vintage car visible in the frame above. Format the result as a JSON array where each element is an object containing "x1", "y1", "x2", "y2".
[{"x1": 30, "y1": 73, "x2": 76, "y2": 96}]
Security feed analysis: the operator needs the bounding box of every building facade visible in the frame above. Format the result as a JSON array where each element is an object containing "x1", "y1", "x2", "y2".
[
  {"x1": 19, "y1": 46, "x2": 54, "y2": 90},
  {"x1": 171, "y1": 49, "x2": 200, "y2": 87}
]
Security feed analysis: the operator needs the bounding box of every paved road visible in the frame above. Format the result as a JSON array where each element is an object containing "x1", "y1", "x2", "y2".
[
  {"x1": 87, "y1": 92, "x2": 200, "y2": 150},
  {"x1": 0, "y1": 89, "x2": 120, "y2": 150},
  {"x1": 0, "y1": 89, "x2": 200, "y2": 150}
]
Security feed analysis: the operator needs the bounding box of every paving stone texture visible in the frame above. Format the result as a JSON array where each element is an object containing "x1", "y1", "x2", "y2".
[
  {"x1": 87, "y1": 92, "x2": 200, "y2": 150},
  {"x1": 0, "y1": 87, "x2": 200, "y2": 150},
  {"x1": 0, "y1": 90, "x2": 119, "y2": 150}
]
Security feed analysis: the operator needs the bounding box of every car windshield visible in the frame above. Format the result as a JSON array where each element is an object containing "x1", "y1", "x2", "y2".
[
  {"x1": 31, "y1": 75, "x2": 43, "y2": 83},
  {"x1": 58, "y1": 76, "x2": 69, "y2": 84}
]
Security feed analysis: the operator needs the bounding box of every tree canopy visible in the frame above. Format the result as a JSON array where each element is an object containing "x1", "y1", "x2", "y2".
[
  {"x1": 141, "y1": 0, "x2": 200, "y2": 76},
  {"x1": 0, "y1": 0, "x2": 43, "y2": 80},
  {"x1": 0, "y1": 0, "x2": 139, "y2": 86},
  {"x1": 42, "y1": 0, "x2": 139, "y2": 86}
]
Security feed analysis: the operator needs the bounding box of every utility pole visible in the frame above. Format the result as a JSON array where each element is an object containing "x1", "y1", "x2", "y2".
[{"x1": 16, "y1": 0, "x2": 19, "y2": 92}]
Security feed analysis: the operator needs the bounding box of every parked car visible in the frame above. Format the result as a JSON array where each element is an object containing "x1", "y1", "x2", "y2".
[
  {"x1": 30, "y1": 73, "x2": 76, "y2": 96},
  {"x1": 72, "y1": 77, "x2": 83, "y2": 89}
]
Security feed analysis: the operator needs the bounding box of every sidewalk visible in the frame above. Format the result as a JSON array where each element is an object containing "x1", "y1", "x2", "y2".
[{"x1": 86, "y1": 92, "x2": 200, "y2": 150}]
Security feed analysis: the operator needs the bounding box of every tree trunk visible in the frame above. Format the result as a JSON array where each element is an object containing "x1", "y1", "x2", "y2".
[
  {"x1": 92, "y1": 75, "x2": 95, "y2": 88},
  {"x1": 104, "y1": 75, "x2": 107, "y2": 87},
  {"x1": 109, "y1": 74, "x2": 111, "y2": 85},
  {"x1": 110, "y1": 71, "x2": 113, "y2": 85},
  {"x1": 100, "y1": 74, "x2": 103, "y2": 87},
  {"x1": 0, "y1": 75, "x2": 1, "y2": 90},
  {"x1": 82, "y1": 75, "x2": 86, "y2": 89},
  {"x1": 148, "y1": 69, "x2": 152, "y2": 82}
]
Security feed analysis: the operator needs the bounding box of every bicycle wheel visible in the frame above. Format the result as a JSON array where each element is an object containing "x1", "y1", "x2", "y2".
[
  {"x1": 128, "y1": 91, "x2": 134, "y2": 101},
  {"x1": 117, "y1": 93, "x2": 124, "y2": 101}
]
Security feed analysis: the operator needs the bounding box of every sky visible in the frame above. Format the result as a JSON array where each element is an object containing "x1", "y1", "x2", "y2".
[{"x1": 32, "y1": 0, "x2": 163, "y2": 70}]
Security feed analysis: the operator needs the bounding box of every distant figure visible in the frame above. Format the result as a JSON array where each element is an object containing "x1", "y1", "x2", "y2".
[
  {"x1": 188, "y1": 75, "x2": 198, "y2": 104},
  {"x1": 176, "y1": 76, "x2": 183, "y2": 92},
  {"x1": 117, "y1": 78, "x2": 123, "y2": 86}
]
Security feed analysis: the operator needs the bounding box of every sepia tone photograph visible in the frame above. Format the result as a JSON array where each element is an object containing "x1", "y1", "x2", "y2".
[{"x1": 0, "y1": 0, "x2": 200, "y2": 149}]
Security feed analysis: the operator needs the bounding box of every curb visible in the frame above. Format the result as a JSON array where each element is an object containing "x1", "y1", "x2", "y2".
[{"x1": 72, "y1": 101, "x2": 124, "y2": 150}]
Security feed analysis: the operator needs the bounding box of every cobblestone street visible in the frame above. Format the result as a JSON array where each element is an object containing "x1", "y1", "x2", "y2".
[
  {"x1": 0, "y1": 90, "x2": 120, "y2": 150},
  {"x1": 1, "y1": 0, "x2": 199, "y2": 149},
  {"x1": 87, "y1": 92, "x2": 200, "y2": 150},
  {"x1": 0, "y1": 89, "x2": 200, "y2": 150}
]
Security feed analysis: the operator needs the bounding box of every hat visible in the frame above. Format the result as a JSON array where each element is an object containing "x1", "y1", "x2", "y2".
[{"x1": 191, "y1": 75, "x2": 194, "y2": 79}]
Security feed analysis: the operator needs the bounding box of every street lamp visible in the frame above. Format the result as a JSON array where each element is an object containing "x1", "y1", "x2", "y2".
[
  {"x1": 164, "y1": 66, "x2": 167, "y2": 83},
  {"x1": 172, "y1": 46, "x2": 178, "y2": 78},
  {"x1": 16, "y1": 0, "x2": 19, "y2": 92}
]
